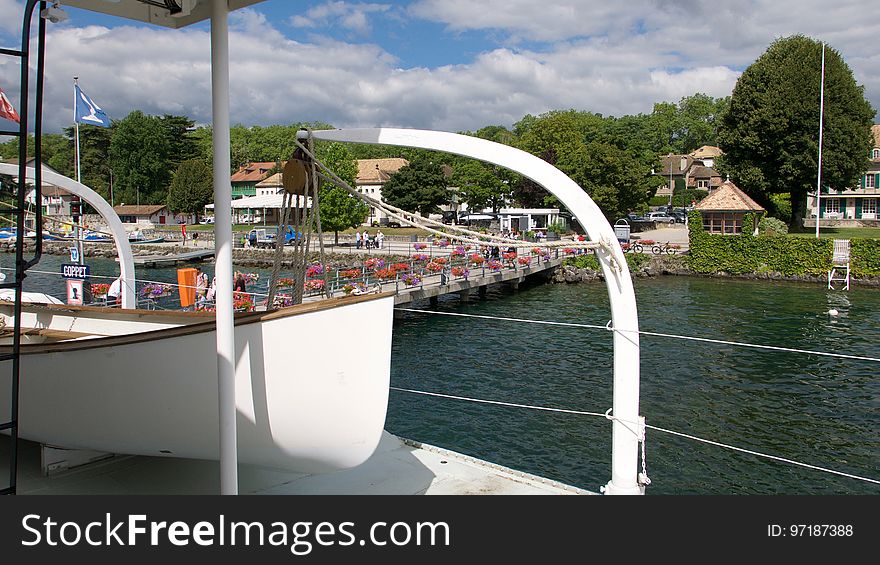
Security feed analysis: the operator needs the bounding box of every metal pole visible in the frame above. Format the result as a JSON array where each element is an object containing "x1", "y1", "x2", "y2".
[
  {"x1": 815, "y1": 42, "x2": 825, "y2": 239},
  {"x1": 73, "y1": 77, "x2": 83, "y2": 264},
  {"x1": 211, "y1": 0, "x2": 238, "y2": 495}
]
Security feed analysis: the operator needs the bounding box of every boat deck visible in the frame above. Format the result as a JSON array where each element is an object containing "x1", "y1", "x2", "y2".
[{"x1": 2, "y1": 433, "x2": 592, "y2": 495}]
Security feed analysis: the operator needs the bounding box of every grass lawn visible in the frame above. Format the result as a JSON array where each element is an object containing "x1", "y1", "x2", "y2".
[{"x1": 788, "y1": 227, "x2": 880, "y2": 239}]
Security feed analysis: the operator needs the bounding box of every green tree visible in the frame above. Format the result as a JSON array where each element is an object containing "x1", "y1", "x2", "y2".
[
  {"x1": 167, "y1": 159, "x2": 213, "y2": 219},
  {"x1": 109, "y1": 111, "x2": 173, "y2": 205},
  {"x1": 161, "y1": 115, "x2": 201, "y2": 168},
  {"x1": 717, "y1": 35, "x2": 875, "y2": 227},
  {"x1": 556, "y1": 141, "x2": 653, "y2": 221},
  {"x1": 313, "y1": 142, "x2": 367, "y2": 244},
  {"x1": 451, "y1": 160, "x2": 512, "y2": 213},
  {"x1": 379, "y1": 158, "x2": 450, "y2": 216}
]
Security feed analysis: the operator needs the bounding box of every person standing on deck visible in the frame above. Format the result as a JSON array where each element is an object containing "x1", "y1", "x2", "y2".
[
  {"x1": 376, "y1": 230, "x2": 384, "y2": 249},
  {"x1": 107, "y1": 276, "x2": 122, "y2": 307},
  {"x1": 196, "y1": 268, "x2": 208, "y2": 301},
  {"x1": 233, "y1": 272, "x2": 247, "y2": 293}
]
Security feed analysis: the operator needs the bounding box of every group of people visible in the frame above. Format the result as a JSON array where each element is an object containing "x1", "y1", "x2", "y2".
[
  {"x1": 355, "y1": 230, "x2": 384, "y2": 250},
  {"x1": 195, "y1": 267, "x2": 217, "y2": 302}
]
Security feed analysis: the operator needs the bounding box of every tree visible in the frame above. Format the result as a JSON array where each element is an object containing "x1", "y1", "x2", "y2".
[
  {"x1": 717, "y1": 35, "x2": 875, "y2": 227},
  {"x1": 167, "y1": 159, "x2": 213, "y2": 219},
  {"x1": 109, "y1": 111, "x2": 173, "y2": 205},
  {"x1": 555, "y1": 141, "x2": 654, "y2": 222},
  {"x1": 161, "y1": 115, "x2": 200, "y2": 168},
  {"x1": 451, "y1": 160, "x2": 513, "y2": 213},
  {"x1": 379, "y1": 158, "x2": 450, "y2": 216},
  {"x1": 314, "y1": 142, "x2": 367, "y2": 244}
]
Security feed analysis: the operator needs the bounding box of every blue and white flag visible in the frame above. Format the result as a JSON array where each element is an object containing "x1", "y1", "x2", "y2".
[{"x1": 74, "y1": 84, "x2": 110, "y2": 127}]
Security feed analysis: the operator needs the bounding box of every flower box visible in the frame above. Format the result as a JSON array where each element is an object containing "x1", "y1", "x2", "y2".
[
  {"x1": 139, "y1": 282, "x2": 173, "y2": 298},
  {"x1": 91, "y1": 283, "x2": 110, "y2": 297},
  {"x1": 376, "y1": 268, "x2": 397, "y2": 280}
]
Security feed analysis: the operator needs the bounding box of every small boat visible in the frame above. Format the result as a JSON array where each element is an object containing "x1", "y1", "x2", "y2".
[
  {"x1": 0, "y1": 293, "x2": 394, "y2": 473},
  {"x1": 129, "y1": 235, "x2": 165, "y2": 244}
]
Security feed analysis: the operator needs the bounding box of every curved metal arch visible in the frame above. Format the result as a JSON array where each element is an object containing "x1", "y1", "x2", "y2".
[
  {"x1": 0, "y1": 163, "x2": 136, "y2": 309},
  {"x1": 308, "y1": 128, "x2": 643, "y2": 495}
]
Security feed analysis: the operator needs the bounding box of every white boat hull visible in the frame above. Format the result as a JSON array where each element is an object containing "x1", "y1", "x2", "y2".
[{"x1": 0, "y1": 293, "x2": 394, "y2": 473}]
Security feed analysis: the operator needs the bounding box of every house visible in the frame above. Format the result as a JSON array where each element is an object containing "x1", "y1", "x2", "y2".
[
  {"x1": 355, "y1": 158, "x2": 409, "y2": 225},
  {"x1": 689, "y1": 145, "x2": 723, "y2": 167},
  {"x1": 807, "y1": 124, "x2": 880, "y2": 223},
  {"x1": 695, "y1": 180, "x2": 765, "y2": 235},
  {"x1": 113, "y1": 204, "x2": 175, "y2": 228},
  {"x1": 656, "y1": 152, "x2": 722, "y2": 198},
  {"x1": 230, "y1": 161, "x2": 282, "y2": 199},
  {"x1": 3, "y1": 158, "x2": 76, "y2": 229},
  {"x1": 497, "y1": 208, "x2": 565, "y2": 235}
]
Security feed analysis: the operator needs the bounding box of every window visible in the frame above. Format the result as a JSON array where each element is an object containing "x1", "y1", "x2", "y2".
[
  {"x1": 697, "y1": 179, "x2": 709, "y2": 189},
  {"x1": 872, "y1": 149, "x2": 879, "y2": 159},
  {"x1": 863, "y1": 199, "x2": 877, "y2": 215},
  {"x1": 825, "y1": 198, "x2": 841, "y2": 214},
  {"x1": 867, "y1": 175, "x2": 876, "y2": 189},
  {"x1": 701, "y1": 212, "x2": 743, "y2": 234}
]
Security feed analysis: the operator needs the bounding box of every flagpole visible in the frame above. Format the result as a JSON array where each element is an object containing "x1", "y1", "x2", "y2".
[
  {"x1": 815, "y1": 43, "x2": 825, "y2": 239},
  {"x1": 73, "y1": 76, "x2": 83, "y2": 264}
]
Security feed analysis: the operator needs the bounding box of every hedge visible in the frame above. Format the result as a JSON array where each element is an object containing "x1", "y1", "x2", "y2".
[{"x1": 686, "y1": 211, "x2": 880, "y2": 277}]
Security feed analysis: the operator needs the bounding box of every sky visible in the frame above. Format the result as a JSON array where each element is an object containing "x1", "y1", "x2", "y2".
[{"x1": 0, "y1": 0, "x2": 878, "y2": 135}]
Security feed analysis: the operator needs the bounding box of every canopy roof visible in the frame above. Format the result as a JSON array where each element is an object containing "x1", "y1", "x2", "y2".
[{"x1": 64, "y1": 0, "x2": 266, "y2": 29}]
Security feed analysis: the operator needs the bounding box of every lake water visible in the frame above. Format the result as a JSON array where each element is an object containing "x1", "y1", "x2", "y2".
[{"x1": 5, "y1": 253, "x2": 878, "y2": 495}]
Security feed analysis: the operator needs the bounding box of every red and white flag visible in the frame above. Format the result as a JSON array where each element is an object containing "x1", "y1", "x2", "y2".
[{"x1": 0, "y1": 85, "x2": 20, "y2": 124}]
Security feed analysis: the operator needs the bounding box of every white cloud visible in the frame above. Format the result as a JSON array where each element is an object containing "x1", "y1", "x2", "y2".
[
  {"x1": 0, "y1": 0, "x2": 24, "y2": 35},
  {"x1": 1, "y1": 0, "x2": 875, "y2": 137},
  {"x1": 289, "y1": 1, "x2": 390, "y2": 35}
]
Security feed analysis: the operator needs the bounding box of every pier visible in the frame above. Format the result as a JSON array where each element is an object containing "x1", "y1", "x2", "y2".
[
  {"x1": 387, "y1": 256, "x2": 564, "y2": 305},
  {"x1": 132, "y1": 249, "x2": 214, "y2": 268}
]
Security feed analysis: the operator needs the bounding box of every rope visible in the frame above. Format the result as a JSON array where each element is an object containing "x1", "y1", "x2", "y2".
[
  {"x1": 266, "y1": 191, "x2": 291, "y2": 308},
  {"x1": 394, "y1": 307, "x2": 609, "y2": 331},
  {"x1": 389, "y1": 386, "x2": 880, "y2": 486},
  {"x1": 393, "y1": 308, "x2": 880, "y2": 364},
  {"x1": 306, "y1": 130, "x2": 331, "y2": 299},
  {"x1": 644, "y1": 423, "x2": 880, "y2": 485},
  {"x1": 291, "y1": 137, "x2": 600, "y2": 251}
]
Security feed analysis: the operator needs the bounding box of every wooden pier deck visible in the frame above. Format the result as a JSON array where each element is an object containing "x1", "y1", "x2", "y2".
[{"x1": 132, "y1": 249, "x2": 214, "y2": 267}]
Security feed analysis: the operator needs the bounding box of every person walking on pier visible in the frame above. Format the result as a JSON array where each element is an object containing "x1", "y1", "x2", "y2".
[
  {"x1": 376, "y1": 230, "x2": 384, "y2": 249},
  {"x1": 355, "y1": 230, "x2": 362, "y2": 249}
]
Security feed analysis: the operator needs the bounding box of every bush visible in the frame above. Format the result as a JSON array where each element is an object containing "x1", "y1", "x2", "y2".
[
  {"x1": 547, "y1": 220, "x2": 566, "y2": 234},
  {"x1": 687, "y1": 210, "x2": 880, "y2": 277},
  {"x1": 758, "y1": 216, "x2": 788, "y2": 236}
]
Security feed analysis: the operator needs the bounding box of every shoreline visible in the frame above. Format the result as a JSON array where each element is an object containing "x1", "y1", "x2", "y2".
[
  {"x1": 552, "y1": 255, "x2": 880, "y2": 287},
  {"x1": 7, "y1": 241, "x2": 880, "y2": 288}
]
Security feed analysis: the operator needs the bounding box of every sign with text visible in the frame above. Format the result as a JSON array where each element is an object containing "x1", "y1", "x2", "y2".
[
  {"x1": 61, "y1": 263, "x2": 90, "y2": 280},
  {"x1": 68, "y1": 247, "x2": 79, "y2": 263}
]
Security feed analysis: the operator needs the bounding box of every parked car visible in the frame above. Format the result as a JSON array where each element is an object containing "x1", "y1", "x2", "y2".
[
  {"x1": 199, "y1": 217, "x2": 214, "y2": 225},
  {"x1": 645, "y1": 211, "x2": 676, "y2": 223},
  {"x1": 670, "y1": 210, "x2": 687, "y2": 223}
]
